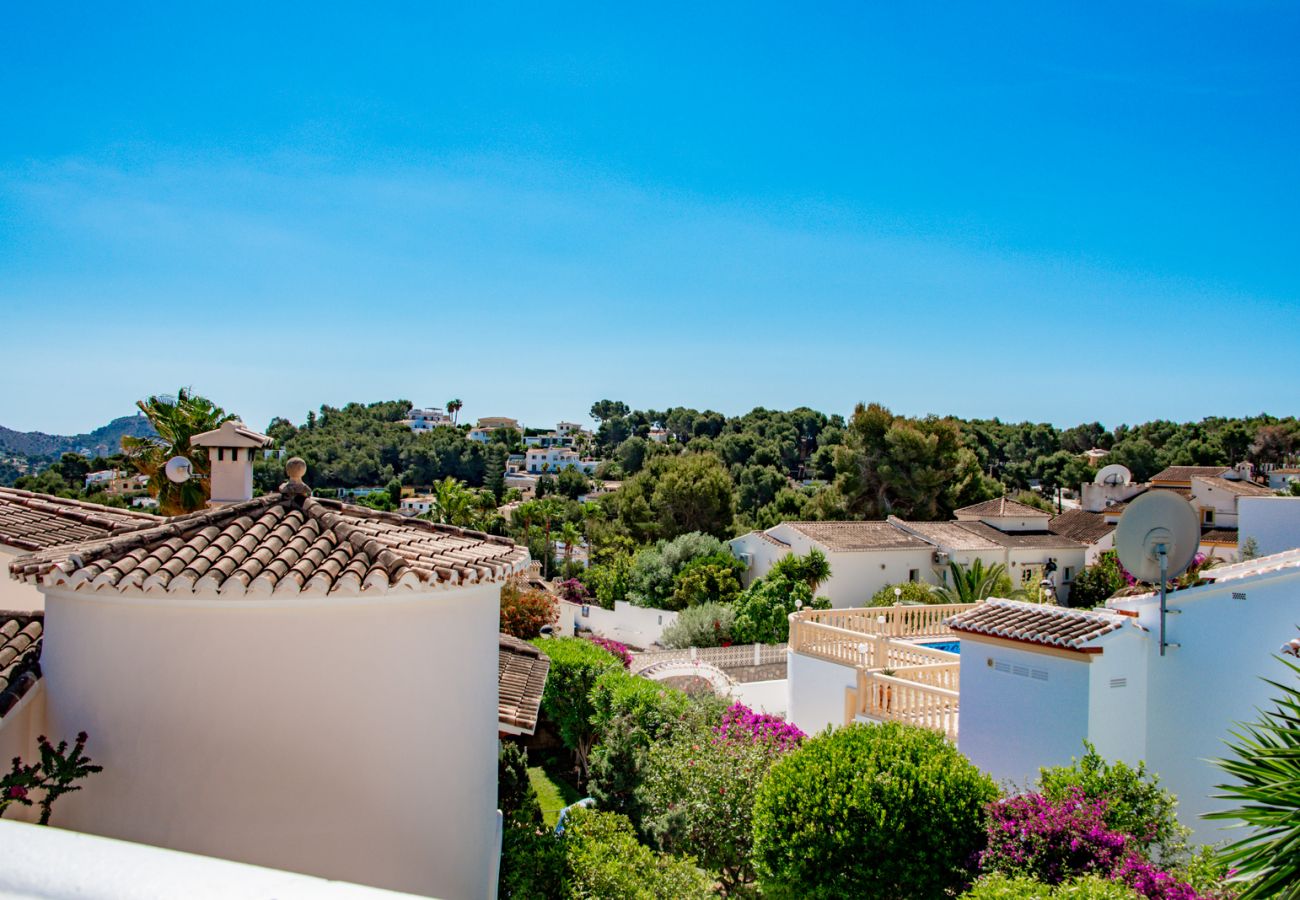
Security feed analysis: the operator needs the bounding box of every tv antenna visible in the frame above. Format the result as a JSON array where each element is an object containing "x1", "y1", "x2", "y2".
[{"x1": 1114, "y1": 491, "x2": 1200, "y2": 656}]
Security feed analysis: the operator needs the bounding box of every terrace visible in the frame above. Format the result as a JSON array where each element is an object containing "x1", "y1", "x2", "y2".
[{"x1": 787, "y1": 602, "x2": 976, "y2": 741}]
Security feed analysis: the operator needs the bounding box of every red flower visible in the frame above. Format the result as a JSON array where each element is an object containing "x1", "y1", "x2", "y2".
[{"x1": 5, "y1": 785, "x2": 27, "y2": 800}]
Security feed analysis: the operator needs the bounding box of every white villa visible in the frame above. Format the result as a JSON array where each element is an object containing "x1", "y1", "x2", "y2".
[
  {"x1": 0, "y1": 436, "x2": 530, "y2": 899},
  {"x1": 401, "y1": 407, "x2": 453, "y2": 433},
  {"x1": 469, "y1": 417, "x2": 522, "y2": 443},
  {"x1": 730, "y1": 498, "x2": 1086, "y2": 607},
  {"x1": 525, "y1": 446, "x2": 597, "y2": 475},
  {"x1": 785, "y1": 548, "x2": 1300, "y2": 845}
]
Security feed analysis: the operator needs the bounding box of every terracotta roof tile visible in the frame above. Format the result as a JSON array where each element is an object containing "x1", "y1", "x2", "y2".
[
  {"x1": 755, "y1": 531, "x2": 791, "y2": 548},
  {"x1": 0, "y1": 612, "x2": 43, "y2": 717},
  {"x1": 782, "y1": 521, "x2": 930, "y2": 551},
  {"x1": 0, "y1": 488, "x2": 160, "y2": 552},
  {"x1": 888, "y1": 518, "x2": 1003, "y2": 551},
  {"x1": 499, "y1": 634, "x2": 550, "y2": 734},
  {"x1": 954, "y1": 497, "x2": 1052, "y2": 519},
  {"x1": 954, "y1": 521, "x2": 1085, "y2": 550},
  {"x1": 1200, "y1": 527, "x2": 1240, "y2": 545},
  {"x1": 1151, "y1": 466, "x2": 1230, "y2": 484},
  {"x1": 1049, "y1": 509, "x2": 1116, "y2": 545},
  {"x1": 946, "y1": 600, "x2": 1125, "y2": 651},
  {"x1": 1192, "y1": 476, "x2": 1274, "y2": 497},
  {"x1": 10, "y1": 491, "x2": 529, "y2": 597}
]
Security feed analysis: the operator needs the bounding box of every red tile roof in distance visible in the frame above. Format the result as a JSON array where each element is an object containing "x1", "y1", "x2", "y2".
[
  {"x1": 0, "y1": 612, "x2": 43, "y2": 717},
  {"x1": 0, "y1": 487, "x2": 159, "y2": 552},
  {"x1": 498, "y1": 634, "x2": 550, "y2": 735}
]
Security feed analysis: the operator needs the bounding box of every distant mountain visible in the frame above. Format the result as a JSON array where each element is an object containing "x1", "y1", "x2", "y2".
[{"x1": 0, "y1": 415, "x2": 157, "y2": 459}]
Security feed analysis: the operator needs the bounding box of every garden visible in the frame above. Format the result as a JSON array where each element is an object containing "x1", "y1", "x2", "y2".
[{"x1": 499, "y1": 635, "x2": 1300, "y2": 899}]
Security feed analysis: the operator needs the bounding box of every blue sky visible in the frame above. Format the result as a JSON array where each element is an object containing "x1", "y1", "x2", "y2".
[{"x1": 2, "y1": 3, "x2": 1297, "y2": 434}]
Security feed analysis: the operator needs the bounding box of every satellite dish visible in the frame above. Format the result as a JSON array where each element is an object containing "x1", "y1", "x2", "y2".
[
  {"x1": 164, "y1": 456, "x2": 193, "y2": 484},
  {"x1": 1095, "y1": 463, "x2": 1132, "y2": 486},
  {"x1": 1114, "y1": 491, "x2": 1200, "y2": 583}
]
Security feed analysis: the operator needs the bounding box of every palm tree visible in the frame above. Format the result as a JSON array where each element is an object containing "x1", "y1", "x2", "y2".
[
  {"x1": 537, "y1": 498, "x2": 564, "y2": 579},
  {"x1": 429, "y1": 477, "x2": 474, "y2": 527},
  {"x1": 559, "y1": 521, "x2": 583, "y2": 577},
  {"x1": 446, "y1": 399, "x2": 463, "y2": 426},
  {"x1": 931, "y1": 559, "x2": 1024, "y2": 604},
  {"x1": 122, "y1": 389, "x2": 233, "y2": 515}
]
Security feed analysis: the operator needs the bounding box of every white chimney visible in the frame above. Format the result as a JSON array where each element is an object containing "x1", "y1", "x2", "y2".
[{"x1": 190, "y1": 420, "x2": 273, "y2": 505}]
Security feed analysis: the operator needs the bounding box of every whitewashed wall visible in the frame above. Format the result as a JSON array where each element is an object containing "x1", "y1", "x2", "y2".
[
  {"x1": 957, "y1": 636, "x2": 1093, "y2": 791},
  {"x1": 729, "y1": 679, "x2": 787, "y2": 716},
  {"x1": 0, "y1": 547, "x2": 44, "y2": 611},
  {"x1": 1113, "y1": 572, "x2": 1300, "y2": 844},
  {"x1": 1238, "y1": 497, "x2": 1300, "y2": 556},
  {"x1": 786, "y1": 651, "x2": 858, "y2": 736},
  {"x1": 41, "y1": 581, "x2": 501, "y2": 900},
  {"x1": 561, "y1": 599, "x2": 678, "y2": 649},
  {"x1": 0, "y1": 684, "x2": 46, "y2": 824}
]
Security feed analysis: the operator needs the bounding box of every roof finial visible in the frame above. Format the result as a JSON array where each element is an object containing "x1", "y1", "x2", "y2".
[{"x1": 280, "y1": 457, "x2": 312, "y2": 501}]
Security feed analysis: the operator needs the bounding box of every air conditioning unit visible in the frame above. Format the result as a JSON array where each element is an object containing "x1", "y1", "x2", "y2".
[
  {"x1": 932, "y1": 551, "x2": 950, "y2": 566},
  {"x1": 738, "y1": 553, "x2": 754, "y2": 567}
]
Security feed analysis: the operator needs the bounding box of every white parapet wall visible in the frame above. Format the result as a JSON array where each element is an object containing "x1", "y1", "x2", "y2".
[
  {"x1": 729, "y1": 679, "x2": 787, "y2": 716},
  {"x1": 786, "y1": 650, "x2": 859, "y2": 736},
  {"x1": 1238, "y1": 496, "x2": 1300, "y2": 557},
  {"x1": 560, "y1": 600, "x2": 678, "y2": 649}
]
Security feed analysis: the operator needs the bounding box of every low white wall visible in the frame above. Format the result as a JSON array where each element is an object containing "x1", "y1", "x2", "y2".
[
  {"x1": 562, "y1": 600, "x2": 677, "y2": 649},
  {"x1": 0, "y1": 547, "x2": 44, "y2": 611},
  {"x1": 42, "y1": 582, "x2": 501, "y2": 900},
  {"x1": 0, "y1": 684, "x2": 46, "y2": 824},
  {"x1": 729, "y1": 679, "x2": 787, "y2": 717},
  {"x1": 957, "y1": 636, "x2": 1092, "y2": 792},
  {"x1": 1238, "y1": 497, "x2": 1300, "y2": 556},
  {"x1": 0, "y1": 819, "x2": 423, "y2": 899},
  {"x1": 786, "y1": 651, "x2": 858, "y2": 736}
]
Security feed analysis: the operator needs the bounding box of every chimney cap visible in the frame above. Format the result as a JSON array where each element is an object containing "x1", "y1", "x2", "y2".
[
  {"x1": 191, "y1": 419, "x2": 273, "y2": 449},
  {"x1": 280, "y1": 457, "x2": 311, "y2": 499}
]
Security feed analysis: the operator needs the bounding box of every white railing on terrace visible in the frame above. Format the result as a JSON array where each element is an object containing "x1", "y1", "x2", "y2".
[
  {"x1": 789, "y1": 603, "x2": 975, "y2": 741},
  {"x1": 629, "y1": 642, "x2": 788, "y2": 675},
  {"x1": 852, "y1": 669, "x2": 959, "y2": 742}
]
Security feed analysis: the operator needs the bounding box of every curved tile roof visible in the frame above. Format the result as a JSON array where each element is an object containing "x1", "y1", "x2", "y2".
[
  {"x1": 499, "y1": 634, "x2": 550, "y2": 735},
  {"x1": 954, "y1": 497, "x2": 1051, "y2": 519},
  {"x1": 0, "y1": 487, "x2": 160, "y2": 552},
  {"x1": 9, "y1": 490, "x2": 529, "y2": 598},
  {"x1": 782, "y1": 521, "x2": 930, "y2": 551},
  {"x1": 946, "y1": 599, "x2": 1126, "y2": 651},
  {"x1": 0, "y1": 612, "x2": 43, "y2": 717}
]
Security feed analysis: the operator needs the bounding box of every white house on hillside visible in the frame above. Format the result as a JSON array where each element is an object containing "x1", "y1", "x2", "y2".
[
  {"x1": 730, "y1": 498, "x2": 1086, "y2": 608},
  {"x1": 950, "y1": 550, "x2": 1300, "y2": 844},
  {"x1": 402, "y1": 407, "x2": 453, "y2": 433},
  {"x1": 3, "y1": 452, "x2": 529, "y2": 899},
  {"x1": 525, "y1": 447, "x2": 596, "y2": 475}
]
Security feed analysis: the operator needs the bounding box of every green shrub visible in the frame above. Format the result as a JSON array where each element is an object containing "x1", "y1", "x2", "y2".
[
  {"x1": 587, "y1": 671, "x2": 694, "y2": 822},
  {"x1": 639, "y1": 724, "x2": 788, "y2": 893},
  {"x1": 660, "y1": 602, "x2": 737, "y2": 649},
  {"x1": 499, "y1": 826, "x2": 566, "y2": 899},
  {"x1": 752, "y1": 722, "x2": 999, "y2": 899},
  {"x1": 1037, "y1": 741, "x2": 1186, "y2": 861},
  {"x1": 1068, "y1": 552, "x2": 1126, "y2": 609},
  {"x1": 499, "y1": 581, "x2": 558, "y2": 639},
  {"x1": 532, "y1": 637, "x2": 623, "y2": 780},
  {"x1": 670, "y1": 557, "x2": 742, "y2": 609},
  {"x1": 731, "y1": 573, "x2": 830, "y2": 645},
  {"x1": 868, "y1": 581, "x2": 939, "y2": 606},
  {"x1": 498, "y1": 742, "x2": 541, "y2": 829},
  {"x1": 962, "y1": 873, "x2": 1141, "y2": 899},
  {"x1": 563, "y1": 808, "x2": 714, "y2": 899}
]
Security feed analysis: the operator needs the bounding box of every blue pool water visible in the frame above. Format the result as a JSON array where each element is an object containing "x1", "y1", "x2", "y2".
[{"x1": 919, "y1": 640, "x2": 961, "y2": 655}]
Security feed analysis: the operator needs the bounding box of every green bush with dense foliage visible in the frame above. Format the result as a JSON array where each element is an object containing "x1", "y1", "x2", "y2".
[
  {"x1": 962, "y1": 873, "x2": 1141, "y2": 899},
  {"x1": 1038, "y1": 742, "x2": 1186, "y2": 862},
  {"x1": 731, "y1": 572, "x2": 831, "y2": 645},
  {"x1": 752, "y1": 722, "x2": 999, "y2": 899},
  {"x1": 869, "y1": 581, "x2": 939, "y2": 606},
  {"x1": 1068, "y1": 552, "x2": 1128, "y2": 609},
  {"x1": 563, "y1": 808, "x2": 714, "y2": 900},
  {"x1": 639, "y1": 721, "x2": 789, "y2": 893},
  {"x1": 497, "y1": 744, "x2": 567, "y2": 899},
  {"x1": 532, "y1": 637, "x2": 624, "y2": 781},
  {"x1": 659, "y1": 602, "x2": 737, "y2": 649},
  {"x1": 586, "y1": 673, "x2": 700, "y2": 825}
]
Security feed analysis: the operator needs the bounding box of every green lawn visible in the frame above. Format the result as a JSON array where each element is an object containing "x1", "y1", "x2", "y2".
[{"x1": 528, "y1": 765, "x2": 581, "y2": 827}]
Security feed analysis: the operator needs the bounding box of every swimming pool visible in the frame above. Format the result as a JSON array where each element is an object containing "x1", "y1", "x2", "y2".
[{"x1": 918, "y1": 640, "x2": 961, "y2": 655}]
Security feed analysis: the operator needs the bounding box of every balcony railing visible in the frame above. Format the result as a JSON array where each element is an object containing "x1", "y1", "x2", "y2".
[{"x1": 790, "y1": 602, "x2": 975, "y2": 741}]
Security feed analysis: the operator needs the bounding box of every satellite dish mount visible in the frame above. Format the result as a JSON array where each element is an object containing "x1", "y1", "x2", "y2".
[{"x1": 1114, "y1": 491, "x2": 1200, "y2": 657}]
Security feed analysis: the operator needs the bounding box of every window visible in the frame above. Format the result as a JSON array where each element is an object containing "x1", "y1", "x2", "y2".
[
  {"x1": 1063, "y1": 567, "x2": 1074, "y2": 582},
  {"x1": 908, "y1": 569, "x2": 920, "y2": 582},
  {"x1": 1202, "y1": 508, "x2": 1215, "y2": 525}
]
